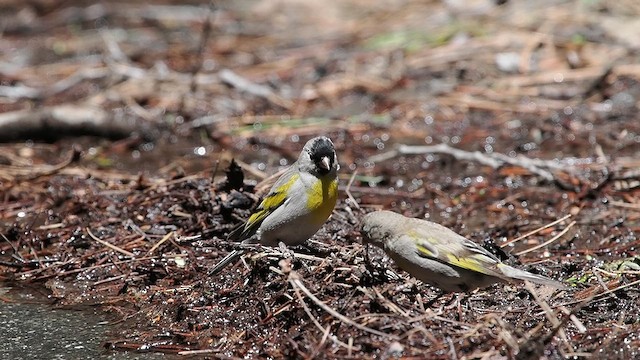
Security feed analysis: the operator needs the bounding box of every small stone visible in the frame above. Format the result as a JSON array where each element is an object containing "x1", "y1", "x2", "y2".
[
  {"x1": 385, "y1": 341, "x2": 404, "y2": 358},
  {"x1": 495, "y1": 52, "x2": 521, "y2": 73}
]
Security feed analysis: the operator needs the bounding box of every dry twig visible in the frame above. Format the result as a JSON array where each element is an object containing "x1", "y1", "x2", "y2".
[
  {"x1": 369, "y1": 143, "x2": 585, "y2": 187},
  {"x1": 288, "y1": 270, "x2": 398, "y2": 340}
]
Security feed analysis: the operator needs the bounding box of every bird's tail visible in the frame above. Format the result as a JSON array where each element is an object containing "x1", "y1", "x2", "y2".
[
  {"x1": 208, "y1": 249, "x2": 245, "y2": 276},
  {"x1": 498, "y1": 264, "x2": 568, "y2": 289}
]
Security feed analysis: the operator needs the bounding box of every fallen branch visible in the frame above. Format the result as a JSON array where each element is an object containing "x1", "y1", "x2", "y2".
[
  {"x1": 0, "y1": 105, "x2": 135, "y2": 142},
  {"x1": 369, "y1": 143, "x2": 582, "y2": 187}
]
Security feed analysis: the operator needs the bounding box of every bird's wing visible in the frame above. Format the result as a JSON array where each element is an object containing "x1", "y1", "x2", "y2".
[
  {"x1": 407, "y1": 222, "x2": 506, "y2": 279},
  {"x1": 230, "y1": 168, "x2": 300, "y2": 240}
]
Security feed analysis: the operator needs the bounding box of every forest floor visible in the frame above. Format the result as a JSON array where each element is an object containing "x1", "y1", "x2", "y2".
[{"x1": 1, "y1": 0, "x2": 640, "y2": 358}]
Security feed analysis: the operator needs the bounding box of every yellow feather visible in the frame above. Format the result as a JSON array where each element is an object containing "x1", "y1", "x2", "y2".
[
  {"x1": 415, "y1": 242, "x2": 436, "y2": 257},
  {"x1": 306, "y1": 176, "x2": 338, "y2": 226},
  {"x1": 246, "y1": 173, "x2": 300, "y2": 229},
  {"x1": 415, "y1": 236, "x2": 499, "y2": 277},
  {"x1": 444, "y1": 254, "x2": 488, "y2": 274}
]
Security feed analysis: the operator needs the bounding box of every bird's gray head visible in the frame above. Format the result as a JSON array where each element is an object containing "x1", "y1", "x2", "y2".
[
  {"x1": 360, "y1": 211, "x2": 396, "y2": 248},
  {"x1": 298, "y1": 136, "x2": 339, "y2": 176}
]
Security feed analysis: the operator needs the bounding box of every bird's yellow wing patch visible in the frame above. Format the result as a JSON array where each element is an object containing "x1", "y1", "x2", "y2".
[
  {"x1": 413, "y1": 234, "x2": 500, "y2": 277},
  {"x1": 306, "y1": 176, "x2": 338, "y2": 225},
  {"x1": 244, "y1": 173, "x2": 300, "y2": 232},
  {"x1": 443, "y1": 253, "x2": 491, "y2": 275}
]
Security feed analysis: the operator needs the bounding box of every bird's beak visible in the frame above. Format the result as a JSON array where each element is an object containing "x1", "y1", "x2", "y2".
[{"x1": 320, "y1": 156, "x2": 331, "y2": 171}]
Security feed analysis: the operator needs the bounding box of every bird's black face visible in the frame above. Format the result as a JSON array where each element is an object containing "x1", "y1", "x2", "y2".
[{"x1": 308, "y1": 137, "x2": 336, "y2": 175}]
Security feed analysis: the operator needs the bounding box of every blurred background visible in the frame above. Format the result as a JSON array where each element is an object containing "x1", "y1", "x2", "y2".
[{"x1": 1, "y1": 0, "x2": 638, "y2": 176}]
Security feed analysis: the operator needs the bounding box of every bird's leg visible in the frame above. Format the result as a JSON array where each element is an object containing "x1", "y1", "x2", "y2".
[
  {"x1": 362, "y1": 244, "x2": 402, "y2": 285},
  {"x1": 364, "y1": 244, "x2": 385, "y2": 275},
  {"x1": 362, "y1": 244, "x2": 386, "y2": 282}
]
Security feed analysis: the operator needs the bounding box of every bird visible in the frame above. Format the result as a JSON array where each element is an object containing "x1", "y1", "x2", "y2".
[
  {"x1": 360, "y1": 210, "x2": 566, "y2": 293},
  {"x1": 210, "y1": 136, "x2": 339, "y2": 275}
]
